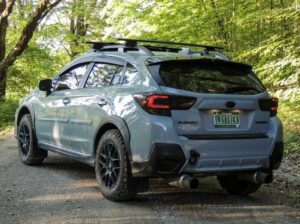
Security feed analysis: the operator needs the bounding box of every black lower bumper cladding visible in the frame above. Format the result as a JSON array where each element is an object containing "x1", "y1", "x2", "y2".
[
  {"x1": 131, "y1": 143, "x2": 185, "y2": 177},
  {"x1": 269, "y1": 142, "x2": 284, "y2": 169}
]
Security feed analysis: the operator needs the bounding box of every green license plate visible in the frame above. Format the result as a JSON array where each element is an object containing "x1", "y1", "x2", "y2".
[{"x1": 213, "y1": 112, "x2": 240, "y2": 128}]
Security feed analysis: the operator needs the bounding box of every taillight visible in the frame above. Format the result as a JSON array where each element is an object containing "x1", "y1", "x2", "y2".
[
  {"x1": 134, "y1": 94, "x2": 196, "y2": 116},
  {"x1": 259, "y1": 97, "x2": 279, "y2": 117},
  {"x1": 170, "y1": 96, "x2": 197, "y2": 110}
]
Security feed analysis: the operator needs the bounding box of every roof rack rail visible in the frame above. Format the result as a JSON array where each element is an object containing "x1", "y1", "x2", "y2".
[
  {"x1": 86, "y1": 41, "x2": 155, "y2": 55},
  {"x1": 86, "y1": 41, "x2": 119, "y2": 50},
  {"x1": 85, "y1": 38, "x2": 227, "y2": 59},
  {"x1": 117, "y1": 38, "x2": 223, "y2": 51}
]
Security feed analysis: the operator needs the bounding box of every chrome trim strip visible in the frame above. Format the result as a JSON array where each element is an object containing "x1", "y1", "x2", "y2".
[
  {"x1": 38, "y1": 118, "x2": 69, "y2": 123},
  {"x1": 69, "y1": 119, "x2": 93, "y2": 125},
  {"x1": 38, "y1": 117, "x2": 57, "y2": 122}
]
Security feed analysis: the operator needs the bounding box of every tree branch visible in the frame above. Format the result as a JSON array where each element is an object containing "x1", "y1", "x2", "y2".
[
  {"x1": 0, "y1": 0, "x2": 16, "y2": 60},
  {"x1": 0, "y1": 0, "x2": 15, "y2": 24},
  {"x1": 0, "y1": 0, "x2": 62, "y2": 68}
]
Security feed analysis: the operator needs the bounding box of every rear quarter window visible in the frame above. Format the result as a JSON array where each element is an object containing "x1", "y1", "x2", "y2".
[{"x1": 122, "y1": 64, "x2": 138, "y2": 85}]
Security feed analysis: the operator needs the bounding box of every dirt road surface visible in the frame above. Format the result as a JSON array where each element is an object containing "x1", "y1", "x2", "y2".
[{"x1": 1, "y1": 135, "x2": 299, "y2": 224}]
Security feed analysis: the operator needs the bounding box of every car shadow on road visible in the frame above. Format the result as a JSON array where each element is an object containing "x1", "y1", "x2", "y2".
[
  {"x1": 42, "y1": 153, "x2": 95, "y2": 173},
  {"x1": 39, "y1": 154, "x2": 295, "y2": 209}
]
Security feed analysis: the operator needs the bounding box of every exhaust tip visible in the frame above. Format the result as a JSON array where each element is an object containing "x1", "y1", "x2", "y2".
[
  {"x1": 190, "y1": 178, "x2": 199, "y2": 189},
  {"x1": 253, "y1": 171, "x2": 274, "y2": 184},
  {"x1": 265, "y1": 174, "x2": 273, "y2": 184}
]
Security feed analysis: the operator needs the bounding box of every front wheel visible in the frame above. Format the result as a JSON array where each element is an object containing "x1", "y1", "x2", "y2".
[
  {"x1": 217, "y1": 175, "x2": 261, "y2": 196},
  {"x1": 17, "y1": 114, "x2": 47, "y2": 165},
  {"x1": 95, "y1": 129, "x2": 136, "y2": 201}
]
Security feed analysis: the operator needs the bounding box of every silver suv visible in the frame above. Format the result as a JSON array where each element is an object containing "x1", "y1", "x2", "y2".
[{"x1": 15, "y1": 38, "x2": 283, "y2": 201}]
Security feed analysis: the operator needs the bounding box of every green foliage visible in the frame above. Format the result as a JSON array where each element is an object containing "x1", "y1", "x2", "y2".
[
  {"x1": 6, "y1": 45, "x2": 66, "y2": 98},
  {"x1": 105, "y1": 0, "x2": 299, "y2": 95},
  {"x1": 0, "y1": 99, "x2": 18, "y2": 137},
  {"x1": 1, "y1": 0, "x2": 299, "y2": 153},
  {"x1": 277, "y1": 99, "x2": 300, "y2": 154}
]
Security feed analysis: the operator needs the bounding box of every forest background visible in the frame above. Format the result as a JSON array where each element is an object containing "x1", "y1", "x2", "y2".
[{"x1": 0, "y1": 0, "x2": 299, "y2": 153}]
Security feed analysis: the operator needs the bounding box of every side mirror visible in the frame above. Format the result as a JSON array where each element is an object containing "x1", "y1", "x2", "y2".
[{"x1": 39, "y1": 79, "x2": 52, "y2": 93}]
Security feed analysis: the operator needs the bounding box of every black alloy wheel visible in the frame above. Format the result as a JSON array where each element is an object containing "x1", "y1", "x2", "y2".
[
  {"x1": 95, "y1": 129, "x2": 137, "y2": 201},
  {"x1": 18, "y1": 123, "x2": 31, "y2": 157},
  {"x1": 17, "y1": 114, "x2": 47, "y2": 165},
  {"x1": 98, "y1": 141, "x2": 121, "y2": 189}
]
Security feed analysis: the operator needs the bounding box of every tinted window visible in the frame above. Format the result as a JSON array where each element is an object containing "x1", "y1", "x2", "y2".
[
  {"x1": 85, "y1": 63, "x2": 119, "y2": 88},
  {"x1": 55, "y1": 64, "x2": 88, "y2": 90},
  {"x1": 151, "y1": 60, "x2": 265, "y2": 95},
  {"x1": 111, "y1": 66, "x2": 124, "y2": 86},
  {"x1": 123, "y1": 64, "x2": 138, "y2": 85}
]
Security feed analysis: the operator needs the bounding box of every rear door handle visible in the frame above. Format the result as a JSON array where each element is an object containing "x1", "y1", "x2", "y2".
[
  {"x1": 63, "y1": 97, "x2": 71, "y2": 105},
  {"x1": 97, "y1": 98, "x2": 107, "y2": 106}
]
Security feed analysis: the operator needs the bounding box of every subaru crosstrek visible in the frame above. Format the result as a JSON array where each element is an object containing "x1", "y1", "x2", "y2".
[{"x1": 15, "y1": 38, "x2": 283, "y2": 201}]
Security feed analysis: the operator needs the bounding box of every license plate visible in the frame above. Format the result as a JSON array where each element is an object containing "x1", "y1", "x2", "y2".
[{"x1": 213, "y1": 112, "x2": 240, "y2": 128}]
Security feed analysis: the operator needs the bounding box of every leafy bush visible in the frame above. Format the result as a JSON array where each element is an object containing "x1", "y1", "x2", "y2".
[
  {"x1": 0, "y1": 99, "x2": 19, "y2": 136},
  {"x1": 277, "y1": 99, "x2": 300, "y2": 154}
]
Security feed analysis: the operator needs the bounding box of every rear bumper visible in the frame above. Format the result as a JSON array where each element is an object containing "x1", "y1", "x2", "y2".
[
  {"x1": 131, "y1": 140, "x2": 284, "y2": 177},
  {"x1": 128, "y1": 111, "x2": 283, "y2": 177}
]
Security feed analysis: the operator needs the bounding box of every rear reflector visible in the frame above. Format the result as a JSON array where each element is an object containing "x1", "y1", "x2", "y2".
[
  {"x1": 134, "y1": 94, "x2": 196, "y2": 116},
  {"x1": 259, "y1": 97, "x2": 279, "y2": 117}
]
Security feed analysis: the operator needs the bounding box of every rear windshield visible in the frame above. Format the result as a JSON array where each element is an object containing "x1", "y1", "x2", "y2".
[{"x1": 148, "y1": 60, "x2": 266, "y2": 95}]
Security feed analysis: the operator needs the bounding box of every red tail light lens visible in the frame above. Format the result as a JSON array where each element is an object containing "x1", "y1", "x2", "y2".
[
  {"x1": 259, "y1": 97, "x2": 279, "y2": 117},
  {"x1": 134, "y1": 94, "x2": 196, "y2": 116},
  {"x1": 135, "y1": 95, "x2": 171, "y2": 116},
  {"x1": 140, "y1": 95, "x2": 170, "y2": 109}
]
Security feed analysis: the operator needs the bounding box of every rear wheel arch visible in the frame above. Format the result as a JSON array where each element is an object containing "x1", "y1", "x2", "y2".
[{"x1": 93, "y1": 116, "x2": 131, "y2": 162}]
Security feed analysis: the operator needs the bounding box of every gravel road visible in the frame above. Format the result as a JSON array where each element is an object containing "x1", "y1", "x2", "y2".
[{"x1": 0, "y1": 135, "x2": 299, "y2": 224}]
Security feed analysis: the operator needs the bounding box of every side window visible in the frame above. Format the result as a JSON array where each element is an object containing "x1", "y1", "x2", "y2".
[
  {"x1": 123, "y1": 64, "x2": 138, "y2": 85},
  {"x1": 55, "y1": 64, "x2": 88, "y2": 91},
  {"x1": 111, "y1": 66, "x2": 124, "y2": 86},
  {"x1": 85, "y1": 63, "x2": 119, "y2": 88}
]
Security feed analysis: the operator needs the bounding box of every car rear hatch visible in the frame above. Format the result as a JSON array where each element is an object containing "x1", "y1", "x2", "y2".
[{"x1": 147, "y1": 58, "x2": 273, "y2": 138}]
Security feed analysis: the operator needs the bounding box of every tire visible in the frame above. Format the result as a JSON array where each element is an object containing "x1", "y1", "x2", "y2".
[
  {"x1": 217, "y1": 175, "x2": 261, "y2": 196},
  {"x1": 95, "y1": 129, "x2": 137, "y2": 201},
  {"x1": 17, "y1": 114, "x2": 47, "y2": 165}
]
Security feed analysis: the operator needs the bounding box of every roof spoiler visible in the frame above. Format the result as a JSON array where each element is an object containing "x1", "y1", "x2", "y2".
[{"x1": 146, "y1": 58, "x2": 252, "y2": 70}]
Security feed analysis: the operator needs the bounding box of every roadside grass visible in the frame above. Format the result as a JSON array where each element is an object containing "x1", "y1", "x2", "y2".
[
  {"x1": 0, "y1": 97, "x2": 299, "y2": 154},
  {"x1": 0, "y1": 99, "x2": 18, "y2": 138},
  {"x1": 278, "y1": 99, "x2": 300, "y2": 154}
]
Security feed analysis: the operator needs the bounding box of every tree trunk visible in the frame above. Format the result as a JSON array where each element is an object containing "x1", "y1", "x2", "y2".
[
  {"x1": 0, "y1": 66, "x2": 8, "y2": 99},
  {"x1": 0, "y1": 0, "x2": 62, "y2": 100},
  {"x1": 69, "y1": 0, "x2": 88, "y2": 58},
  {"x1": 0, "y1": 0, "x2": 16, "y2": 100},
  {"x1": 210, "y1": 0, "x2": 229, "y2": 45}
]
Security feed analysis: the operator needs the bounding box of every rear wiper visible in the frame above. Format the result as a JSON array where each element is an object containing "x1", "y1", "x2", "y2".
[{"x1": 225, "y1": 86, "x2": 260, "y2": 94}]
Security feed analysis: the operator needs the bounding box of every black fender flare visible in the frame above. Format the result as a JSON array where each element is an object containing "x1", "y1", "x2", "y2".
[
  {"x1": 15, "y1": 103, "x2": 38, "y2": 140},
  {"x1": 93, "y1": 116, "x2": 132, "y2": 161},
  {"x1": 16, "y1": 103, "x2": 36, "y2": 129}
]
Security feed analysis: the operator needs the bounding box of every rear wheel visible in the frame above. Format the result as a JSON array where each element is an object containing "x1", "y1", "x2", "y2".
[
  {"x1": 217, "y1": 175, "x2": 261, "y2": 196},
  {"x1": 95, "y1": 129, "x2": 137, "y2": 201},
  {"x1": 18, "y1": 114, "x2": 47, "y2": 165}
]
